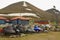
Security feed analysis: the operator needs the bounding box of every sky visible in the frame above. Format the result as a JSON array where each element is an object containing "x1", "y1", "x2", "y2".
[{"x1": 0, "y1": 0, "x2": 60, "y2": 11}]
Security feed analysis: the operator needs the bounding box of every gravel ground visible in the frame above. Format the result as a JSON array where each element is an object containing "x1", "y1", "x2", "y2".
[{"x1": 0, "y1": 32, "x2": 60, "y2": 40}]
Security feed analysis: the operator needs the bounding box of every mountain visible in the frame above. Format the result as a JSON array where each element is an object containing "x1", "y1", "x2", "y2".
[
  {"x1": 0, "y1": 1, "x2": 54, "y2": 20},
  {"x1": 46, "y1": 7, "x2": 60, "y2": 21}
]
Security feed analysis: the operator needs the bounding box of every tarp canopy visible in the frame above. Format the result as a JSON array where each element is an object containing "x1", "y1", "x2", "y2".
[
  {"x1": 11, "y1": 16, "x2": 32, "y2": 20},
  {"x1": 0, "y1": 16, "x2": 7, "y2": 20},
  {"x1": 35, "y1": 20, "x2": 49, "y2": 24}
]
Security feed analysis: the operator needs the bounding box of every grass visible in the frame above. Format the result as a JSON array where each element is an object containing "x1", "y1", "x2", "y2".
[{"x1": 0, "y1": 32, "x2": 60, "y2": 40}]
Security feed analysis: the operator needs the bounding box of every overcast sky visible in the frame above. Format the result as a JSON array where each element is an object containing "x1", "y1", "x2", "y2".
[{"x1": 0, "y1": 0, "x2": 60, "y2": 11}]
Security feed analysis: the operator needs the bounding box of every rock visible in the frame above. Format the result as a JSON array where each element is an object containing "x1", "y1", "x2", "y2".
[{"x1": 21, "y1": 34, "x2": 26, "y2": 37}]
